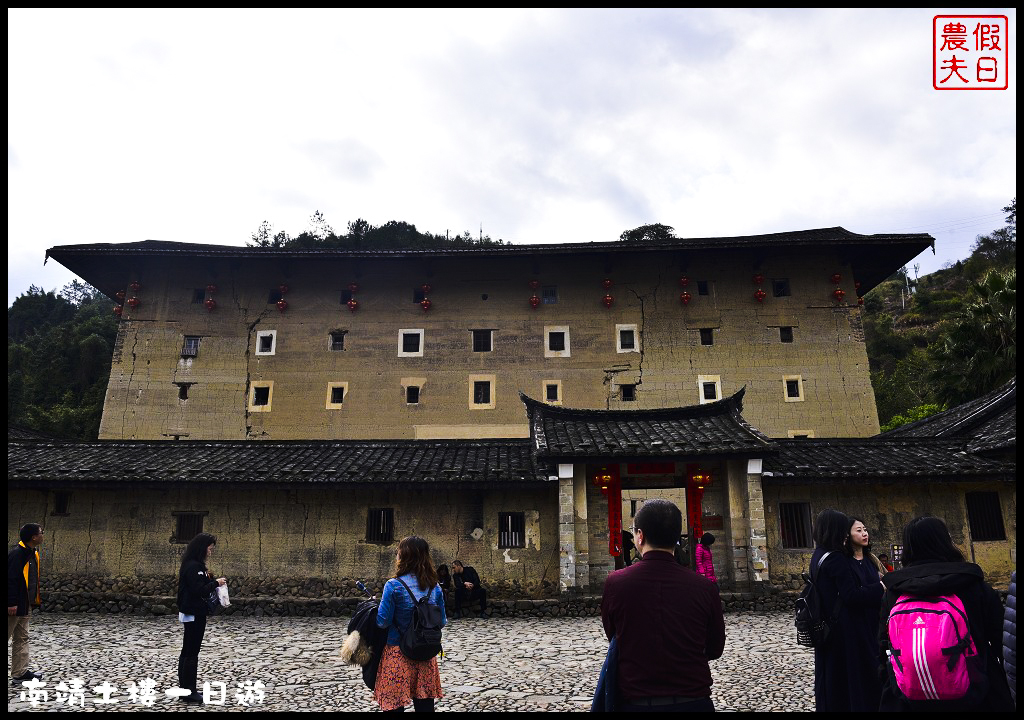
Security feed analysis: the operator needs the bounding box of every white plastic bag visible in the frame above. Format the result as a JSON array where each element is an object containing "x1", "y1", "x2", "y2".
[{"x1": 216, "y1": 584, "x2": 231, "y2": 607}]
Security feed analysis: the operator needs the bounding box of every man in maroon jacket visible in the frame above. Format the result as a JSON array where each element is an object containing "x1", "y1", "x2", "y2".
[{"x1": 601, "y1": 499, "x2": 726, "y2": 712}]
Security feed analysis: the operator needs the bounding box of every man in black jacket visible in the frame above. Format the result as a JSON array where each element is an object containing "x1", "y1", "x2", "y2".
[
  {"x1": 8, "y1": 523, "x2": 44, "y2": 684},
  {"x1": 451, "y1": 561, "x2": 487, "y2": 619}
]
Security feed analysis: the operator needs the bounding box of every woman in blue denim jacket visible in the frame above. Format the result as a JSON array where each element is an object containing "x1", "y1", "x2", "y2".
[{"x1": 374, "y1": 536, "x2": 447, "y2": 712}]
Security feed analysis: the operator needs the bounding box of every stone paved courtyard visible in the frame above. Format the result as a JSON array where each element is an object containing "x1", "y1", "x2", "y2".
[{"x1": 8, "y1": 611, "x2": 813, "y2": 712}]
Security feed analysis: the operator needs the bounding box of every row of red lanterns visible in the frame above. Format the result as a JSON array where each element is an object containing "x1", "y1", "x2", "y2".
[{"x1": 112, "y1": 280, "x2": 142, "y2": 317}]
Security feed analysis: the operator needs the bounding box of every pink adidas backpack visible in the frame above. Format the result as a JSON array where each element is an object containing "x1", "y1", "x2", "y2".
[{"x1": 885, "y1": 594, "x2": 980, "y2": 701}]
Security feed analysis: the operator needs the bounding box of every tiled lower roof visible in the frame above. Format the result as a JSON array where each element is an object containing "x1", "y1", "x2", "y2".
[
  {"x1": 523, "y1": 389, "x2": 775, "y2": 459},
  {"x1": 7, "y1": 439, "x2": 552, "y2": 486},
  {"x1": 762, "y1": 438, "x2": 1013, "y2": 481}
]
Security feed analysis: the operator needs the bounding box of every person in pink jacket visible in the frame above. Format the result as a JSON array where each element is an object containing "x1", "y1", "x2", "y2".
[{"x1": 695, "y1": 533, "x2": 717, "y2": 583}]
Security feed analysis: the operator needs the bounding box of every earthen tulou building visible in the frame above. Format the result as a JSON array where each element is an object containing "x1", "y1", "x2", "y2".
[{"x1": 8, "y1": 228, "x2": 1015, "y2": 615}]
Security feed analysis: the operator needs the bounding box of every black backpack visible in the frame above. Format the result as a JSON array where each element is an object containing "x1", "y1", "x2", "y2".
[
  {"x1": 397, "y1": 578, "x2": 443, "y2": 661},
  {"x1": 794, "y1": 551, "x2": 843, "y2": 648}
]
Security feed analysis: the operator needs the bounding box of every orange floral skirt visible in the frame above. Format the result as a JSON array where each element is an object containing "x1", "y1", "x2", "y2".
[{"x1": 373, "y1": 645, "x2": 443, "y2": 711}]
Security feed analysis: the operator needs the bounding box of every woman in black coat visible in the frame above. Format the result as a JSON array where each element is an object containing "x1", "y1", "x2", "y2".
[
  {"x1": 810, "y1": 509, "x2": 885, "y2": 712},
  {"x1": 878, "y1": 517, "x2": 1013, "y2": 711},
  {"x1": 176, "y1": 533, "x2": 226, "y2": 704}
]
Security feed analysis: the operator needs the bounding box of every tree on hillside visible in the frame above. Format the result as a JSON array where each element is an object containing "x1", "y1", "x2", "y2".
[
  {"x1": 929, "y1": 268, "x2": 1016, "y2": 406},
  {"x1": 618, "y1": 223, "x2": 676, "y2": 243}
]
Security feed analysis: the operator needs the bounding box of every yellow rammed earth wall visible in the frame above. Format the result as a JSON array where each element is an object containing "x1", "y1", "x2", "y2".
[
  {"x1": 763, "y1": 481, "x2": 1016, "y2": 591},
  {"x1": 98, "y1": 247, "x2": 879, "y2": 442},
  {"x1": 8, "y1": 484, "x2": 559, "y2": 594}
]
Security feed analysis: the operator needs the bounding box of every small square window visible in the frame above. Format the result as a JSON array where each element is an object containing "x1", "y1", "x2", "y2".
[
  {"x1": 330, "y1": 331, "x2": 347, "y2": 351},
  {"x1": 255, "y1": 330, "x2": 276, "y2": 356},
  {"x1": 253, "y1": 386, "x2": 270, "y2": 406},
  {"x1": 779, "y1": 503, "x2": 812, "y2": 549},
  {"x1": 549, "y1": 332, "x2": 565, "y2": 352},
  {"x1": 697, "y1": 281, "x2": 709, "y2": 296},
  {"x1": 52, "y1": 492, "x2": 71, "y2": 516},
  {"x1": 192, "y1": 289, "x2": 205, "y2": 304},
  {"x1": 546, "y1": 383, "x2": 559, "y2": 402},
  {"x1": 783, "y1": 375, "x2": 804, "y2": 402},
  {"x1": 176, "y1": 382, "x2": 193, "y2": 401},
  {"x1": 965, "y1": 492, "x2": 1006, "y2": 541},
  {"x1": 703, "y1": 382, "x2": 717, "y2": 401},
  {"x1": 172, "y1": 512, "x2": 207, "y2": 544},
  {"x1": 473, "y1": 381, "x2": 491, "y2": 405},
  {"x1": 331, "y1": 386, "x2": 345, "y2": 404},
  {"x1": 544, "y1": 326, "x2": 570, "y2": 357},
  {"x1": 621, "y1": 384, "x2": 636, "y2": 402},
  {"x1": 399, "y1": 330, "x2": 424, "y2": 357},
  {"x1": 620, "y1": 329, "x2": 635, "y2": 350},
  {"x1": 699, "y1": 328, "x2": 714, "y2": 346},
  {"x1": 406, "y1": 386, "x2": 420, "y2": 404},
  {"x1": 472, "y1": 329, "x2": 493, "y2": 353},
  {"x1": 780, "y1": 326, "x2": 794, "y2": 343},
  {"x1": 616, "y1": 324, "x2": 639, "y2": 353},
  {"x1": 773, "y1": 279, "x2": 791, "y2": 297},
  {"x1": 326, "y1": 382, "x2": 348, "y2": 409},
  {"x1": 786, "y1": 380, "x2": 800, "y2": 398},
  {"x1": 181, "y1": 336, "x2": 201, "y2": 357},
  {"x1": 499, "y1": 512, "x2": 526, "y2": 549},
  {"x1": 366, "y1": 508, "x2": 394, "y2": 544},
  {"x1": 542, "y1": 286, "x2": 558, "y2": 304}
]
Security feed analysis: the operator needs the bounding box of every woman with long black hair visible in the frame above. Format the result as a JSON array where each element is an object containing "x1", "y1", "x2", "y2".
[
  {"x1": 810, "y1": 509, "x2": 885, "y2": 711},
  {"x1": 374, "y1": 536, "x2": 446, "y2": 712},
  {"x1": 176, "y1": 532, "x2": 226, "y2": 704},
  {"x1": 878, "y1": 516, "x2": 1013, "y2": 711}
]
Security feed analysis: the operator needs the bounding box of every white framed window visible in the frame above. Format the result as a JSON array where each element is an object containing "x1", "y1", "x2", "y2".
[
  {"x1": 398, "y1": 329, "x2": 424, "y2": 357},
  {"x1": 784, "y1": 375, "x2": 805, "y2": 402},
  {"x1": 249, "y1": 381, "x2": 274, "y2": 412},
  {"x1": 469, "y1": 374, "x2": 496, "y2": 410},
  {"x1": 326, "y1": 382, "x2": 348, "y2": 409},
  {"x1": 697, "y1": 375, "x2": 721, "y2": 404},
  {"x1": 616, "y1": 324, "x2": 639, "y2": 353},
  {"x1": 543, "y1": 380, "x2": 562, "y2": 405},
  {"x1": 255, "y1": 330, "x2": 277, "y2": 356},
  {"x1": 544, "y1": 325, "x2": 570, "y2": 358}
]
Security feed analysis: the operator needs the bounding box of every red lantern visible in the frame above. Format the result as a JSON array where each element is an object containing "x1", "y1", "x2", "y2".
[
  {"x1": 854, "y1": 281, "x2": 861, "y2": 290},
  {"x1": 529, "y1": 295, "x2": 540, "y2": 309},
  {"x1": 529, "y1": 280, "x2": 540, "y2": 290},
  {"x1": 276, "y1": 299, "x2": 288, "y2": 312},
  {"x1": 602, "y1": 278, "x2": 612, "y2": 289},
  {"x1": 204, "y1": 298, "x2": 216, "y2": 312},
  {"x1": 127, "y1": 296, "x2": 140, "y2": 309},
  {"x1": 421, "y1": 284, "x2": 431, "y2": 295},
  {"x1": 833, "y1": 288, "x2": 845, "y2": 302},
  {"x1": 347, "y1": 299, "x2": 359, "y2": 312},
  {"x1": 348, "y1": 282, "x2": 359, "y2": 293},
  {"x1": 115, "y1": 291, "x2": 126, "y2": 302},
  {"x1": 680, "y1": 291, "x2": 692, "y2": 305},
  {"x1": 753, "y1": 274, "x2": 764, "y2": 285},
  {"x1": 278, "y1": 284, "x2": 289, "y2": 296},
  {"x1": 679, "y1": 276, "x2": 689, "y2": 287},
  {"x1": 129, "y1": 281, "x2": 141, "y2": 292},
  {"x1": 113, "y1": 305, "x2": 123, "y2": 317},
  {"x1": 420, "y1": 298, "x2": 432, "y2": 312},
  {"x1": 755, "y1": 288, "x2": 766, "y2": 303},
  {"x1": 858, "y1": 297, "x2": 864, "y2": 306},
  {"x1": 602, "y1": 294, "x2": 614, "y2": 308},
  {"x1": 831, "y1": 273, "x2": 842, "y2": 285},
  {"x1": 206, "y1": 284, "x2": 217, "y2": 295}
]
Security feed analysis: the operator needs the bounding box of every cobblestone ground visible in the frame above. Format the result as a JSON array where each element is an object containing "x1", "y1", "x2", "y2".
[{"x1": 8, "y1": 611, "x2": 813, "y2": 712}]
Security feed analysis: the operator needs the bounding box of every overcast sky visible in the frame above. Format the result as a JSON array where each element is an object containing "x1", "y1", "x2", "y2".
[{"x1": 7, "y1": 8, "x2": 1017, "y2": 307}]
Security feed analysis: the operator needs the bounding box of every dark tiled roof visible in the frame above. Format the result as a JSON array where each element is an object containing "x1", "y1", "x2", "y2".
[
  {"x1": 7, "y1": 439, "x2": 552, "y2": 487},
  {"x1": 763, "y1": 438, "x2": 1013, "y2": 481},
  {"x1": 523, "y1": 388, "x2": 776, "y2": 460},
  {"x1": 8, "y1": 425, "x2": 62, "y2": 441},
  {"x1": 880, "y1": 378, "x2": 1015, "y2": 454},
  {"x1": 46, "y1": 227, "x2": 932, "y2": 301}
]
